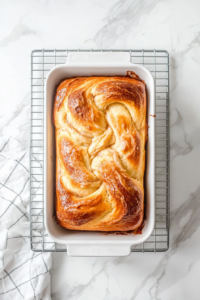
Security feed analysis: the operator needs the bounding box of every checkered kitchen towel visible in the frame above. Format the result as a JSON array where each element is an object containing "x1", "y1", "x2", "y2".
[{"x1": 0, "y1": 137, "x2": 52, "y2": 300}]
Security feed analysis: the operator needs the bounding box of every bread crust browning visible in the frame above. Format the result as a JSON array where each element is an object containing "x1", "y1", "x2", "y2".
[{"x1": 54, "y1": 73, "x2": 146, "y2": 231}]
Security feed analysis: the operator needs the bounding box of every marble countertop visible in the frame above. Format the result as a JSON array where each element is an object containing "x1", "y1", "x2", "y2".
[{"x1": 1, "y1": 0, "x2": 200, "y2": 299}]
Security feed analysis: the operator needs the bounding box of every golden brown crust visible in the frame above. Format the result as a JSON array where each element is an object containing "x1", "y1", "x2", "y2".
[{"x1": 54, "y1": 73, "x2": 146, "y2": 231}]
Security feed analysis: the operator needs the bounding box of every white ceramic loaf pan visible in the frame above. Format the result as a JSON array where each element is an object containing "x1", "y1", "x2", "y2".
[{"x1": 45, "y1": 52, "x2": 155, "y2": 257}]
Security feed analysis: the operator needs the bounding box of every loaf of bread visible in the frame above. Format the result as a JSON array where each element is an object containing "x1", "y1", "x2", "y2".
[{"x1": 53, "y1": 72, "x2": 146, "y2": 231}]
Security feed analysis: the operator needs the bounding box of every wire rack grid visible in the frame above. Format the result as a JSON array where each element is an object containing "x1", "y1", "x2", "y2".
[{"x1": 30, "y1": 49, "x2": 170, "y2": 253}]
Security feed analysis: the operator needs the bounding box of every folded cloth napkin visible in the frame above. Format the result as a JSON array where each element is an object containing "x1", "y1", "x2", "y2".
[{"x1": 0, "y1": 137, "x2": 52, "y2": 300}]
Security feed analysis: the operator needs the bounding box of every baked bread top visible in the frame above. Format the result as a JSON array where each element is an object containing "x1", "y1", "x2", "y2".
[{"x1": 54, "y1": 73, "x2": 146, "y2": 231}]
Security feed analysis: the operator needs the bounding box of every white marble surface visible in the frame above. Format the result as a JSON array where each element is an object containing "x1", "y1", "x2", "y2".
[{"x1": 1, "y1": 0, "x2": 200, "y2": 299}]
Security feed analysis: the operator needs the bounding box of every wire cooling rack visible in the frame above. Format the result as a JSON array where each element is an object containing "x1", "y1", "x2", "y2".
[{"x1": 30, "y1": 49, "x2": 169, "y2": 253}]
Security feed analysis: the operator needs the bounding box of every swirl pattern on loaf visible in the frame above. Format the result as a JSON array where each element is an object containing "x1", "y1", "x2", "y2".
[{"x1": 54, "y1": 73, "x2": 146, "y2": 231}]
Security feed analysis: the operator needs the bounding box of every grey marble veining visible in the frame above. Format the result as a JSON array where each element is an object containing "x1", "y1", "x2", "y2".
[
  {"x1": 93, "y1": 0, "x2": 161, "y2": 48},
  {"x1": 0, "y1": 0, "x2": 200, "y2": 299}
]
